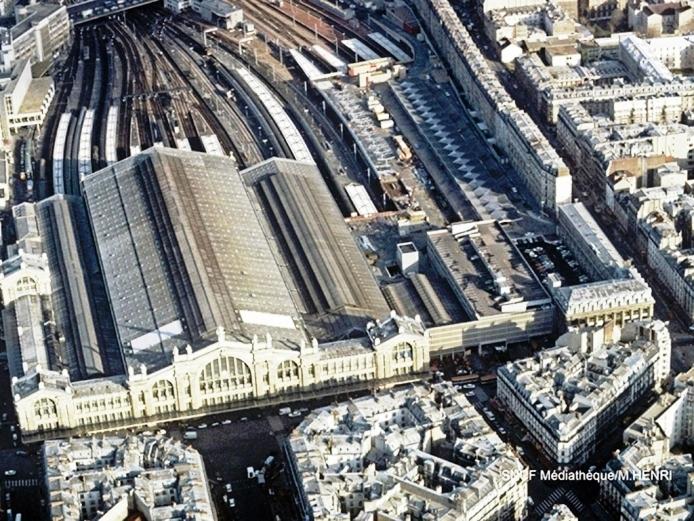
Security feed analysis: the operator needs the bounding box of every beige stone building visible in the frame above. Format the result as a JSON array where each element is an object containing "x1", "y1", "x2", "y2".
[{"x1": 14, "y1": 314, "x2": 429, "y2": 438}]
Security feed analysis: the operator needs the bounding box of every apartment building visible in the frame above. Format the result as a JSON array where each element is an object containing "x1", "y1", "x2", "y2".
[
  {"x1": 44, "y1": 433, "x2": 214, "y2": 520},
  {"x1": 498, "y1": 320, "x2": 671, "y2": 467},
  {"x1": 413, "y1": 0, "x2": 572, "y2": 213},
  {"x1": 286, "y1": 382, "x2": 529, "y2": 520},
  {"x1": 600, "y1": 368, "x2": 694, "y2": 519}
]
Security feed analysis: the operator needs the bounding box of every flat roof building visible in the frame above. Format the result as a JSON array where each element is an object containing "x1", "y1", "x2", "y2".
[
  {"x1": 427, "y1": 222, "x2": 551, "y2": 319},
  {"x1": 0, "y1": 59, "x2": 54, "y2": 141},
  {"x1": 1, "y1": 4, "x2": 70, "y2": 72},
  {"x1": 194, "y1": 0, "x2": 243, "y2": 29},
  {"x1": 381, "y1": 221, "x2": 555, "y2": 354}
]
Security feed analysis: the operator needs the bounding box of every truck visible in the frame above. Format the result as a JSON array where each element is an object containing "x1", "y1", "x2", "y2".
[{"x1": 278, "y1": 407, "x2": 291, "y2": 416}]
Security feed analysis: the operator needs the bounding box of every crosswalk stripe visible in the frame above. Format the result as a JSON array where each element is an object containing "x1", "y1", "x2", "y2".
[{"x1": 3, "y1": 478, "x2": 38, "y2": 488}]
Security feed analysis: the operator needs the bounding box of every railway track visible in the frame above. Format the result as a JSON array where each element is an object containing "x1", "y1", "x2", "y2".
[
  {"x1": 159, "y1": 20, "x2": 267, "y2": 164},
  {"x1": 237, "y1": 0, "x2": 316, "y2": 49},
  {"x1": 43, "y1": 7, "x2": 324, "y2": 189},
  {"x1": 39, "y1": 30, "x2": 82, "y2": 198},
  {"x1": 62, "y1": 28, "x2": 98, "y2": 194},
  {"x1": 94, "y1": 30, "x2": 112, "y2": 169},
  {"x1": 111, "y1": 21, "x2": 157, "y2": 149},
  {"x1": 111, "y1": 35, "x2": 133, "y2": 158},
  {"x1": 236, "y1": 0, "x2": 368, "y2": 58}
]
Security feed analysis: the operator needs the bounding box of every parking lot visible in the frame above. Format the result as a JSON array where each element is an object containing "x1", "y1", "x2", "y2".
[
  {"x1": 166, "y1": 409, "x2": 300, "y2": 521},
  {"x1": 516, "y1": 235, "x2": 591, "y2": 286},
  {"x1": 164, "y1": 390, "x2": 372, "y2": 521}
]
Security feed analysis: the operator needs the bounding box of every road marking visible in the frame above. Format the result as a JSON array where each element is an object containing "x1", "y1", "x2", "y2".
[
  {"x1": 3, "y1": 478, "x2": 38, "y2": 488},
  {"x1": 268, "y1": 416, "x2": 284, "y2": 433}
]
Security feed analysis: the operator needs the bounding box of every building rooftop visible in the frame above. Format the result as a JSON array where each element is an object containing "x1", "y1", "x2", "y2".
[
  {"x1": 17, "y1": 76, "x2": 53, "y2": 114},
  {"x1": 36, "y1": 195, "x2": 122, "y2": 378},
  {"x1": 621, "y1": 34, "x2": 674, "y2": 83},
  {"x1": 4, "y1": 293, "x2": 49, "y2": 379},
  {"x1": 287, "y1": 382, "x2": 527, "y2": 521},
  {"x1": 427, "y1": 222, "x2": 550, "y2": 319},
  {"x1": 602, "y1": 368, "x2": 694, "y2": 519},
  {"x1": 553, "y1": 276, "x2": 653, "y2": 313},
  {"x1": 498, "y1": 320, "x2": 669, "y2": 438},
  {"x1": 558, "y1": 203, "x2": 626, "y2": 278},
  {"x1": 82, "y1": 148, "x2": 305, "y2": 372},
  {"x1": 542, "y1": 504, "x2": 578, "y2": 520},
  {"x1": 200, "y1": 0, "x2": 241, "y2": 16},
  {"x1": 44, "y1": 433, "x2": 214, "y2": 521},
  {"x1": 243, "y1": 157, "x2": 390, "y2": 339},
  {"x1": 10, "y1": 3, "x2": 64, "y2": 40}
]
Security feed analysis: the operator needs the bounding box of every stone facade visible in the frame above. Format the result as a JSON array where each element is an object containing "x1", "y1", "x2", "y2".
[{"x1": 13, "y1": 314, "x2": 430, "y2": 438}]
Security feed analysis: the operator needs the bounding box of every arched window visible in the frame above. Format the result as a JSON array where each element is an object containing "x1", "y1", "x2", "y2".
[
  {"x1": 34, "y1": 398, "x2": 57, "y2": 419},
  {"x1": 34, "y1": 397, "x2": 59, "y2": 432},
  {"x1": 199, "y1": 356, "x2": 252, "y2": 395},
  {"x1": 151, "y1": 380, "x2": 175, "y2": 402},
  {"x1": 392, "y1": 343, "x2": 414, "y2": 362},
  {"x1": 151, "y1": 380, "x2": 176, "y2": 415},
  {"x1": 392, "y1": 343, "x2": 415, "y2": 376},
  {"x1": 277, "y1": 360, "x2": 300, "y2": 382},
  {"x1": 16, "y1": 276, "x2": 37, "y2": 296}
]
